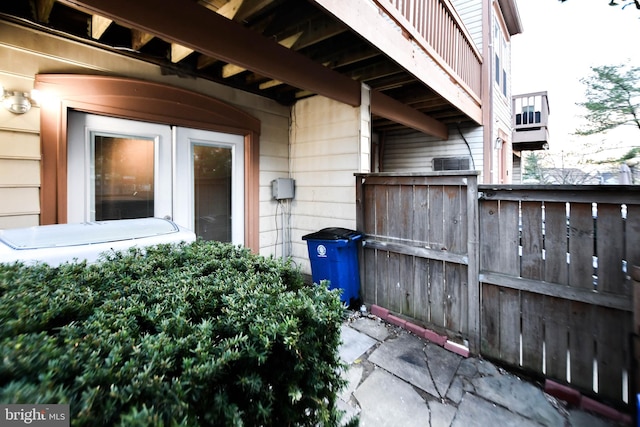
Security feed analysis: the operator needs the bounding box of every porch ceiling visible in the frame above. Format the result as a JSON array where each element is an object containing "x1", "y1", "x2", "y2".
[{"x1": 0, "y1": 0, "x2": 476, "y2": 137}]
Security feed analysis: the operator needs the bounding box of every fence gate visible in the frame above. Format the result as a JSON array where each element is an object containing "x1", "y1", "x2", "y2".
[{"x1": 355, "y1": 172, "x2": 479, "y2": 351}]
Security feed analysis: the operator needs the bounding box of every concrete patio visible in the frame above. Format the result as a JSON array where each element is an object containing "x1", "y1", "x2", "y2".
[{"x1": 337, "y1": 313, "x2": 630, "y2": 426}]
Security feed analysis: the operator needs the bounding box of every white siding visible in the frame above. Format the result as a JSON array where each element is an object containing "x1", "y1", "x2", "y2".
[
  {"x1": 491, "y1": 7, "x2": 515, "y2": 183},
  {"x1": 512, "y1": 153, "x2": 523, "y2": 183},
  {"x1": 381, "y1": 124, "x2": 484, "y2": 178},
  {"x1": 452, "y1": 0, "x2": 483, "y2": 51},
  {"x1": 289, "y1": 96, "x2": 362, "y2": 274}
]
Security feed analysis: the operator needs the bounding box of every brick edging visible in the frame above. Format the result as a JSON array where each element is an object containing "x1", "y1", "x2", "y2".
[
  {"x1": 544, "y1": 380, "x2": 632, "y2": 425},
  {"x1": 370, "y1": 304, "x2": 469, "y2": 358}
]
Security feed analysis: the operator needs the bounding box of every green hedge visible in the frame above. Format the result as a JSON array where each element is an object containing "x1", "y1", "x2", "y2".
[{"x1": 0, "y1": 241, "x2": 349, "y2": 426}]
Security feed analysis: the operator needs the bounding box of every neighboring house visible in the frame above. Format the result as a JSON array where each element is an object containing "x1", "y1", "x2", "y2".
[
  {"x1": 0, "y1": 0, "x2": 521, "y2": 274},
  {"x1": 511, "y1": 91, "x2": 551, "y2": 183}
]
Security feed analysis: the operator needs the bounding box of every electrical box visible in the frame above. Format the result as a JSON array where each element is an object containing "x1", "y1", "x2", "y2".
[{"x1": 271, "y1": 178, "x2": 295, "y2": 200}]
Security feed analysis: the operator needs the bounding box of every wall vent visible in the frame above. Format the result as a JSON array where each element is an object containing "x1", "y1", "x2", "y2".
[{"x1": 433, "y1": 157, "x2": 470, "y2": 171}]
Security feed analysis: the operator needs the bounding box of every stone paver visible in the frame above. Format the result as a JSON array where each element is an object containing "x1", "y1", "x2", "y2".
[
  {"x1": 424, "y1": 342, "x2": 462, "y2": 398},
  {"x1": 339, "y1": 313, "x2": 628, "y2": 427},
  {"x1": 354, "y1": 368, "x2": 430, "y2": 427},
  {"x1": 367, "y1": 333, "x2": 438, "y2": 396},
  {"x1": 472, "y1": 375, "x2": 566, "y2": 426},
  {"x1": 339, "y1": 324, "x2": 377, "y2": 364},
  {"x1": 451, "y1": 393, "x2": 542, "y2": 427}
]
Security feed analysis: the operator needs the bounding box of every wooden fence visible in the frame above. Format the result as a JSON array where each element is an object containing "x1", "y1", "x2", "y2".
[
  {"x1": 355, "y1": 172, "x2": 480, "y2": 349},
  {"x1": 355, "y1": 173, "x2": 640, "y2": 407}
]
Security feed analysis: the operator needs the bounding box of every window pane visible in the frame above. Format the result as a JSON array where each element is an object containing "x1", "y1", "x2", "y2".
[
  {"x1": 193, "y1": 145, "x2": 232, "y2": 242},
  {"x1": 93, "y1": 136, "x2": 154, "y2": 220}
]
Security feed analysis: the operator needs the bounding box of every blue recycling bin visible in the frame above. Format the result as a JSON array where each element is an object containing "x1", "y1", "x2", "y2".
[{"x1": 302, "y1": 227, "x2": 362, "y2": 306}]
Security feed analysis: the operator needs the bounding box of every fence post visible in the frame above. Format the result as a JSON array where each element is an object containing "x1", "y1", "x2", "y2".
[
  {"x1": 632, "y1": 265, "x2": 640, "y2": 409},
  {"x1": 466, "y1": 173, "x2": 480, "y2": 354}
]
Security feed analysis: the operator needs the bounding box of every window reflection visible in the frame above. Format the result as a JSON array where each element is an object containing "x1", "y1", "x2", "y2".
[
  {"x1": 93, "y1": 136, "x2": 154, "y2": 220},
  {"x1": 193, "y1": 145, "x2": 232, "y2": 241}
]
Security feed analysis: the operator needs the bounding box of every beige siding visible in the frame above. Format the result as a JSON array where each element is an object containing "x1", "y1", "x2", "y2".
[
  {"x1": 0, "y1": 187, "x2": 39, "y2": 214},
  {"x1": 0, "y1": 20, "x2": 291, "y2": 259},
  {"x1": 0, "y1": 69, "x2": 41, "y2": 227},
  {"x1": 289, "y1": 96, "x2": 361, "y2": 274},
  {"x1": 382, "y1": 124, "x2": 484, "y2": 178},
  {"x1": 257, "y1": 114, "x2": 290, "y2": 257}
]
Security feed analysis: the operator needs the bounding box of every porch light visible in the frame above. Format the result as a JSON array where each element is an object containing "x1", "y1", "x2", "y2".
[{"x1": 0, "y1": 86, "x2": 34, "y2": 114}]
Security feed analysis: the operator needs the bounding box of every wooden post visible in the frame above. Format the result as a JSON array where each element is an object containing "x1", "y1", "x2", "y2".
[
  {"x1": 632, "y1": 265, "x2": 640, "y2": 409},
  {"x1": 466, "y1": 173, "x2": 480, "y2": 354}
]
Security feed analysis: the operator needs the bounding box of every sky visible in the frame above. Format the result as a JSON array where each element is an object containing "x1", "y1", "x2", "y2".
[{"x1": 511, "y1": 0, "x2": 640, "y2": 165}]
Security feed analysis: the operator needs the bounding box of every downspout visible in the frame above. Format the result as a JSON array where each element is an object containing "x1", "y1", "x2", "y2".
[{"x1": 482, "y1": 0, "x2": 494, "y2": 184}]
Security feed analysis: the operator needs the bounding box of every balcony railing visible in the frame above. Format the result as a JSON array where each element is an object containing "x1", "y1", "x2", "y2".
[
  {"x1": 376, "y1": 0, "x2": 483, "y2": 101},
  {"x1": 512, "y1": 92, "x2": 550, "y2": 151}
]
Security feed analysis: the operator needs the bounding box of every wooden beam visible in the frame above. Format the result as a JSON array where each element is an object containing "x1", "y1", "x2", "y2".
[
  {"x1": 371, "y1": 90, "x2": 448, "y2": 139},
  {"x1": 171, "y1": 44, "x2": 194, "y2": 63},
  {"x1": 480, "y1": 271, "x2": 632, "y2": 312},
  {"x1": 234, "y1": 0, "x2": 276, "y2": 22},
  {"x1": 91, "y1": 15, "x2": 112, "y2": 39},
  {"x1": 131, "y1": 29, "x2": 154, "y2": 51},
  {"x1": 59, "y1": 0, "x2": 362, "y2": 107},
  {"x1": 217, "y1": 0, "x2": 244, "y2": 18},
  {"x1": 222, "y1": 32, "x2": 302, "y2": 78},
  {"x1": 178, "y1": 0, "x2": 245, "y2": 63}
]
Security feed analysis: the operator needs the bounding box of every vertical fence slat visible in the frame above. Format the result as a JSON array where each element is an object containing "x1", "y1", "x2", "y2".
[
  {"x1": 400, "y1": 185, "x2": 415, "y2": 241},
  {"x1": 363, "y1": 183, "x2": 376, "y2": 236},
  {"x1": 597, "y1": 204, "x2": 625, "y2": 294},
  {"x1": 375, "y1": 185, "x2": 388, "y2": 237},
  {"x1": 544, "y1": 202, "x2": 569, "y2": 285},
  {"x1": 569, "y1": 203, "x2": 595, "y2": 290},
  {"x1": 544, "y1": 296, "x2": 569, "y2": 381},
  {"x1": 363, "y1": 247, "x2": 376, "y2": 303},
  {"x1": 414, "y1": 185, "x2": 429, "y2": 244},
  {"x1": 595, "y1": 306, "x2": 625, "y2": 402},
  {"x1": 481, "y1": 283, "x2": 500, "y2": 359},
  {"x1": 376, "y1": 250, "x2": 389, "y2": 309},
  {"x1": 428, "y1": 185, "x2": 444, "y2": 249},
  {"x1": 479, "y1": 200, "x2": 500, "y2": 272},
  {"x1": 388, "y1": 251, "x2": 402, "y2": 314},
  {"x1": 499, "y1": 288, "x2": 520, "y2": 366},
  {"x1": 444, "y1": 185, "x2": 464, "y2": 253},
  {"x1": 568, "y1": 301, "x2": 595, "y2": 393},
  {"x1": 414, "y1": 257, "x2": 430, "y2": 323},
  {"x1": 430, "y1": 260, "x2": 445, "y2": 327},
  {"x1": 499, "y1": 200, "x2": 520, "y2": 277},
  {"x1": 521, "y1": 201, "x2": 544, "y2": 280},
  {"x1": 521, "y1": 292, "x2": 544, "y2": 372},
  {"x1": 626, "y1": 205, "x2": 640, "y2": 269},
  {"x1": 445, "y1": 263, "x2": 462, "y2": 333},
  {"x1": 400, "y1": 253, "x2": 414, "y2": 315},
  {"x1": 389, "y1": 185, "x2": 402, "y2": 241}
]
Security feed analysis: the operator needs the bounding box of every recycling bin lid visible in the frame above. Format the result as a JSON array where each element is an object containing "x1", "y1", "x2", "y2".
[{"x1": 302, "y1": 227, "x2": 362, "y2": 241}]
